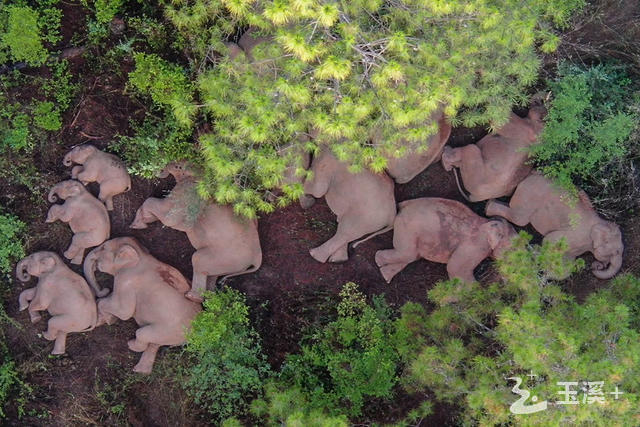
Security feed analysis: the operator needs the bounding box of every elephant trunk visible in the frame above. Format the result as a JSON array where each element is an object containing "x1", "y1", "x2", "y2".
[
  {"x1": 48, "y1": 183, "x2": 63, "y2": 203},
  {"x1": 63, "y1": 152, "x2": 73, "y2": 167},
  {"x1": 592, "y1": 253, "x2": 622, "y2": 280},
  {"x1": 83, "y1": 247, "x2": 110, "y2": 297},
  {"x1": 16, "y1": 258, "x2": 30, "y2": 282}
]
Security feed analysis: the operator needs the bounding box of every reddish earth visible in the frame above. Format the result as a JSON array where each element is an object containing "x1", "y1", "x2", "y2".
[{"x1": 2, "y1": 1, "x2": 640, "y2": 425}]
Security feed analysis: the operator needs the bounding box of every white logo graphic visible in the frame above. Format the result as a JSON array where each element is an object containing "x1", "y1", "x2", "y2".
[{"x1": 508, "y1": 376, "x2": 548, "y2": 414}]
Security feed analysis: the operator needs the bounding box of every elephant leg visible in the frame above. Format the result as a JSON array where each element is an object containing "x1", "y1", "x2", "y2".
[
  {"x1": 51, "y1": 332, "x2": 68, "y2": 355},
  {"x1": 98, "y1": 181, "x2": 121, "y2": 211},
  {"x1": 446, "y1": 244, "x2": 488, "y2": 283},
  {"x1": 71, "y1": 165, "x2": 84, "y2": 180},
  {"x1": 133, "y1": 343, "x2": 160, "y2": 374},
  {"x1": 64, "y1": 232, "x2": 94, "y2": 264},
  {"x1": 18, "y1": 288, "x2": 36, "y2": 311},
  {"x1": 485, "y1": 200, "x2": 531, "y2": 227},
  {"x1": 130, "y1": 198, "x2": 164, "y2": 229},
  {"x1": 375, "y1": 248, "x2": 415, "y2": 283},
  {"x1": 76, "y1": 168, "x2": 98, "y2": 184},
  {"x1": 309, "y1": 214, "x2": 371, "y2": 263},
  {"x1": 43, "y1": 314, "x2": 74, "y2": 342},
  {"x1": 96, "y1": 308, "x2": 117, "y2": 327},
  {"x1": 328, "y1": 244, "x2": 349, "y2": 263}
]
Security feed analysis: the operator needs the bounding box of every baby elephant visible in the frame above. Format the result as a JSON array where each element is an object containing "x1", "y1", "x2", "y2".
[
  {"x1": 47, "y1": 180, "x2": 110, "y2": 264},
  {"x1": 486, "y1": 173, "x2": 623, "y2": 279},
  {"x1": 16, "y1": 251, "x2": 97, "y2": 355},
  {"x1": 130, "y1": 162, "x2": 262, "y2": 303},
  {"x1": 375, "y1": 198, "x2": 516, "y2": 283},
  {"x1": 441, "y1": 106, "x2": 545, "y2": 201},
  {"x1": 84, "y1": 237, "x2": 201, "y2": 373},
  {"x1": 303, "y1": 148, "x2": 397, "y2": 263},
  {"x1": 63, "y1": 144, "x2": 131, "y2": 210}
]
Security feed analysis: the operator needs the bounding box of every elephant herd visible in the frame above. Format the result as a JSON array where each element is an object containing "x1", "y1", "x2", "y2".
[{"x1": 15, "y1": 103, "x2": 624, "y2": 373}]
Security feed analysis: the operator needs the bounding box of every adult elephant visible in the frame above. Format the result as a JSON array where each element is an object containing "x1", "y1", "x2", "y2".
[
  {"x1": 303, "y1": 147, "x2": 396, "y2": 263},
  {"x1": 486, "y1": 172, "x2": 623, "y2": 279},
  {"x1": 375, "y1": 198, "x2": 516, "y2": 283},
  {"x1": 441, "y1": 106, "x2": 545, "y2": 201},
  {"x1": 83, "y1": 237, "x2": 201, "y2": 374},
  {"x1": 130, "y1": 162, "x2": 262, "y2": 302},
  {"x1": 380, "y1": 110, "x2": 452, "y2": 184}
]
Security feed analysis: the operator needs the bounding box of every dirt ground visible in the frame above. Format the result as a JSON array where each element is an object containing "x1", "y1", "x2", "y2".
[{"x1": 2, "y1": 1, "x2": 640, "y2": 425}]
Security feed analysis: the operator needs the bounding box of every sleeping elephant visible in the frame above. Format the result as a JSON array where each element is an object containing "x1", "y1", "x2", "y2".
[
  {"x1": 46, "y1": 180, "x2": 110, "y2": 264},
  {"x1": 485, "y1": 172, "x2": 623, "y2": 279},
  {"x1": 381, "y1": 110, "x2": 452, "y2": 184},
  {"x1": 303, "y1": 148, "x2": 396, "y2": 263},
  {"x1": 130, "y1": 162, "x2": 262, "y2": 303},
  {"x1": 83, "y1": 237, "x2": 201, "y2": 374},
  {"x1": 375, "y1": 198, "x2": 516, "y2": 283},
  {"x1": 63, "y1": 144, "x2": 131, "y2": 210},
  {"x1": 16, "y1": 251, "x2": 97, "y2": 355},
  {"x1": 441, "y1": 106, "x2": 546, "y2": 201}
]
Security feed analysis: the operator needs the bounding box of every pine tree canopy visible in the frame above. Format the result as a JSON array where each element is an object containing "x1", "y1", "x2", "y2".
[{"x1": 129, "y1": 0, "x2": 585, "y2": 217}]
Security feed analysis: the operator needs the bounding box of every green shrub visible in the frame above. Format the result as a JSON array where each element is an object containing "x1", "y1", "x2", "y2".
[
  {"x1": 0, "y1": 212, "x2": 25, "y2": 278},
  {"x1": 277, "y1": 282, "x2": 400, "y2": 417},
  {"x1": 532, "y1": 63, "x2": 639, "y2": 195},
  {"x1": 0, "y1": 5, "x2": 48, "y2": 66},
  {"x1": 113, "y1": 113, "x2": 197, "y2": 178},
  {"x1": 401, "y1": 234, "x2": 640, "y2": 425},
  {"x1": 185, "y1": 288, "x2": 271, "y2": 422}
]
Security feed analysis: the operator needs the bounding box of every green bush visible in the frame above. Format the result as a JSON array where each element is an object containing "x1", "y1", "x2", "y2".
[
  {"x1": 113, "y1": 114, "x2": 197, "y2": 178},
  {"x1": 0, "y1": 212, "x2": 25, "y2": 279},
  {"x1": 532, "y1": 63, "x2": 639, "y2": 195},
  {"x1": 401, "y1": 234, "x2": 640, "y2": 425},
  {"x1": 126, "y1": 0, "x2": 587, "y2": 218},
  {"x1": 276, "y1": 282, "x2": 400, "y2": 417},
  {"x1": 185, "y1": 288, "x2": 271, "y2": 422}
]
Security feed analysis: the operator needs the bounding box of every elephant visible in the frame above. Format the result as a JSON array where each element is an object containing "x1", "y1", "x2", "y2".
[
  {"x1": 441, "y1": 106, "x2": 546, "y2": 201},
  {"x1": 375, "y1": 198, "x2": 516, "y2": 283},
  {"x1": 485, "y1": 172, "x2": 623, "y2": 279},
  {"x1": 303, "y1": 148, "x2": 397, "y2": 263},
  {"x1": 46, "y1": 180, "x2": 110, "y2": 264},
  {"x1": 381, "y1": 110, "x2": 452, "y2": 184},
  {"x1": 83, "y1": 237, "x2": 201, "y2": 374},
  {"x1": 130, "y1": 162, "x2": 262, "y2": 303},
  {"x1": 16, "y1": 251, "x2": 97, "y2": 355},
  {"x1": 63, "y1": 144, "x2": 131, "y2": 210}
]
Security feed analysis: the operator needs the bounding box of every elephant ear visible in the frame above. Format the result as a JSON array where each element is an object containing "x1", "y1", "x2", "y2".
[
  {"x1": 156, "y1": 265, "x2": 191, "y2": 293},
  {"x1": 40, "y1": 254, "x2": 56, "y2": 273},
  {"x1": 484, "y1": 221, "x2": 507, "y2": 250},
  {"x1": 590, "y1": 222, "x2": 620, "y2": 250},
  {"x1": 115, "y1": 244, "x2": 140, "y2": 269}
]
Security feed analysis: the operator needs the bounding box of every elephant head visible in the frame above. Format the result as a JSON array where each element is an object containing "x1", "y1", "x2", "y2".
[
  {"x1": 83, "y1": 237, "x2": 147, "y2": 297},
  {"x1": 16, "y1": 252, "x2": 59, "y2": 282},
  {"x1": 481, "y1": 219, "x2": 517, "y2": 258},
  {"x1": 48, "y1": 180, "x2": 86, "y2": 203},
  {"x1": 590, "y1": 221, "x2": 623, "y2": 279},
  {"x1": 63, "y1": 145, "x2": 97, "y2": 166},
  {"x1": 157, "y1": 161, "x2": 195, "y2": 182}
]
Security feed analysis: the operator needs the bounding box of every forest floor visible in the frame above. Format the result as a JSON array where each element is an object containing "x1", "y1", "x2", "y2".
[{"x1": 2, "y1": 0, "x2": 640, "y2": 425}]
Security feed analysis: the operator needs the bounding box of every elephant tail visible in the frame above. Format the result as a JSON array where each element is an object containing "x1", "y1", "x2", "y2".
[
  {"x1": 219, "y1": 252, "x2": 263, "y2": 282},
  {"x1": 453, "y1": 168, "x2": 472, "y2": 202},
  {"x1": 352, "y1": 225, "x2": 394, "y2": 249}
]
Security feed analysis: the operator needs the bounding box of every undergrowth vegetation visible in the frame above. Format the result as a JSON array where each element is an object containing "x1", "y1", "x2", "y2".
[
  {"x1": 118, "y1": 0, "x2": 587, "y2": 217},
  {"x1": 532, "y1": 62, "x2": 640, "y2": 213}
]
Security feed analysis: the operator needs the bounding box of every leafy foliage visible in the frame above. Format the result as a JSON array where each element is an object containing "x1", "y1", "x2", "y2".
[
  {"x1": 124, "y1": 0, "x2": 587, "y2": 217},
  {"x1": 0, "y1": 212, "x2": 25, "y2": 278},
  {"x1": 185, "y1": 288, "x2": 271, "y2": 422},
  {"x1": 273, "y1": 282, "x2": 400, "y2": 417},
  {"x1": 401, "y1": 234, "x2": 640, "y2": 425},
  {"x1": 532, "y1": 63, "x2": 639, "y2": 195}
]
